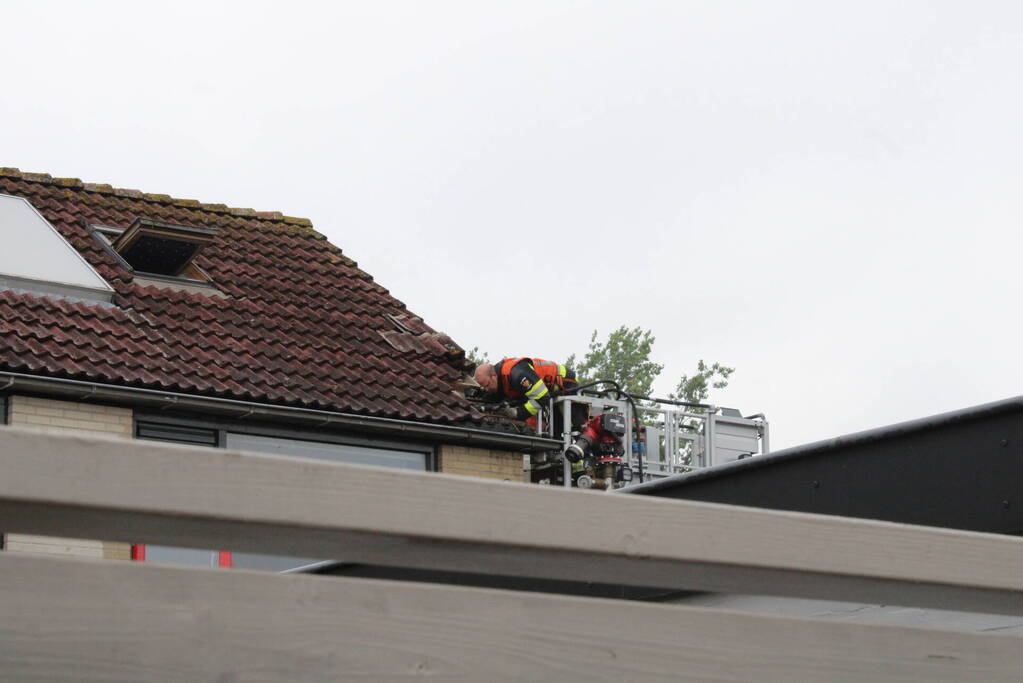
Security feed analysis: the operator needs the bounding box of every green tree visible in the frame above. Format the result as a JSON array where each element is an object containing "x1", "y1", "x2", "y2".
[
  {"x1": 566, "y1": 326, "x2": 664, "y2": 398},
  {"x1": 670, "y1": 360, "x2": 735, "y2": 406},
  {"x1": 465, "y1": 346, "x2": 490, "y2": 368},
  {"x1": 567, "y1": 327, "x2": 733, "y2": 405},
  {"x1": 566, "y1": 327, "x2": 735, "y2": 471},
  {"x1": 666, "y1": 359, "x2": 735, "y2": 469}
]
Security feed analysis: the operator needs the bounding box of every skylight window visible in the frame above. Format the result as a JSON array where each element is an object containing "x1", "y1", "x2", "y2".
[
  {"x1": 0, "y1": 194, "x2": 113, "y2": 303},
  {"x1": 89, "y1": 219, "x2": 220, "y2": 294},
  {"x1": 112, "y1": 218, "x2": 218, "y2": 278}
]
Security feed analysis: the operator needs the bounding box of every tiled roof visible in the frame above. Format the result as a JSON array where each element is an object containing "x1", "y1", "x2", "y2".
[{"x1": 0, "y1": 168, "x2": 489, "y2": 426}]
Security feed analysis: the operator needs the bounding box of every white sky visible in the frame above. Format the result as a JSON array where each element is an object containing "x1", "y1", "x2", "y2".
[{"x1": 3, "y1": 1, "x2": 1022, "y2": 449}]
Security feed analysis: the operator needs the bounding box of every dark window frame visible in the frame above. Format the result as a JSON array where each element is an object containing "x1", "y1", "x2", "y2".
[{"x1": 133, "y1": 411, "x2": 437, "y2": 471}]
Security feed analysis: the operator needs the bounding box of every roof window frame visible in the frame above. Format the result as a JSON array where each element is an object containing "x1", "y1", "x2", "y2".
[
  {"x1": 0, "y1": 194, "x2": 114, "y2": 304},
  {"x1": 87, "y1": 221, "x2": 220, "y2": 291},
  {"x1": 112, "y1": 218, "x2": 218, "y2": 278}
]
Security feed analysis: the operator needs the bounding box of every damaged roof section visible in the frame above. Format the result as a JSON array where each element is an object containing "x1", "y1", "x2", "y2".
[{"x1": 0, "y1": 168, "x2": 496, "y2": 428}]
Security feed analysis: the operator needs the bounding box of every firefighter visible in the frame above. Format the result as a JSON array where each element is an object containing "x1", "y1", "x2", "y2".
[{"x1": 473, "y1": 358, "x2": 578, "y2": 429}]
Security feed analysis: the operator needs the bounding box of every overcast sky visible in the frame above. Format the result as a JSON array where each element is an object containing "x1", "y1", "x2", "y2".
[{"x1": 3, "y1": 1, "x2": 1022, "y2": 449}]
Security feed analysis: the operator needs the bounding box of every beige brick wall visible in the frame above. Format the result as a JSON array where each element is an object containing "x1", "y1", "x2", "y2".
[
  {"x1": 438, "y1": 444, "x2": 526, "y2": 481},
  {"x1": 8, "y1": 395, "x2": 133, "y2": 438},
  {"x1": 5, "y1": 395, "x2": 133, "y2": 560}
]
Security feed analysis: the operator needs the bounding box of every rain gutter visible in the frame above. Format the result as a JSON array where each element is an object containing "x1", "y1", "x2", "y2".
[{"x1": 0, "y1": 371, "x2": 562, "y2": 452}]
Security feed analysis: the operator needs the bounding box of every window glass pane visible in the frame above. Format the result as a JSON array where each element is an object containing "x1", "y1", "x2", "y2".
[
  {"x1": 230, "y1": 552, "x2": 322, "y2": 572},
  {"x1": 144, "y1": 545, "x2": 218, "y2": 567},
  {"x1": 225, "y1": 432, "x2": 428, "y2": 470},
  {"x1": 0, "y1": 194, "x2": 112, "y2": 296},
  {"x1": 137, "y1": 422, "x2": 218, "y2": 446}
]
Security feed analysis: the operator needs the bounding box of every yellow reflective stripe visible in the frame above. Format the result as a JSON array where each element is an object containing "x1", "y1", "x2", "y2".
[
  {"x1": 525, "y1": 379, "x2": 548, "y2": 401},
  {"x1": 558, "y1": 365, "x2": 567, "y2": 377},
  {"x1": 524, "y1": 400, "x2": 540, "y2": 416}
]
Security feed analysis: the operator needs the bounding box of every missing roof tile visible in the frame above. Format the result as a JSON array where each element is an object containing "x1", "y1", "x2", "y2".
[
  {"x1": 379, "y1": 330, "x2": 414, "y2": 353},
  {"x1": 386, "y1": 314, "x2": 413, "y2": 334}
]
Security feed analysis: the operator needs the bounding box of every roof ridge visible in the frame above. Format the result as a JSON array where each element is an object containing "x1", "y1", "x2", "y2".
[{"x1": 0, "y1": 167, "x2": 313, "y2": 228}]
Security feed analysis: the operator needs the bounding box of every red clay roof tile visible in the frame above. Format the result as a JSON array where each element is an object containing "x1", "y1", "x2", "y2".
[{"x1": 0, "y1": 169, "x2": 488, "y2": 427}]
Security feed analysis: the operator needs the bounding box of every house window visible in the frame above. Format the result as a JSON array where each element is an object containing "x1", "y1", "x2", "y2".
[
  {"x1": 88, "y1": 220, "x2": 220, "y2": 291},
  {"x1": 132, "y1": 545, "x2": 232, "y2": 568},
  {"x1": 132, "y1": 416, "x2": 433, "y2": 570},
  {"x1": 224, "y1": 432, "x2": 429, "y2": 470},
  {"x1": 0, "y1": 194, "x2": 113, "y2": 303},
  {"x1": 113, "y1": 218, "x2": 217, "y2": 278},
  {"x1": 136, "y1": 422, "x2": 219, "y2": 446}
]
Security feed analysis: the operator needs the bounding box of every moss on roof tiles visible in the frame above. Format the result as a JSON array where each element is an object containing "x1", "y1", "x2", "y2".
[
  {"x1": 0, "y1": 168, "x2": 487, "y2": 428},
  {"x1": 0, "y1": 166, "x2": 312, "y2": 227}
]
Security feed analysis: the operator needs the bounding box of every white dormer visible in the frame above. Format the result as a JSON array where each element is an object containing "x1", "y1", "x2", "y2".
[{"x1": 0, "y1": 193, "x2": 113, "y2": 303}]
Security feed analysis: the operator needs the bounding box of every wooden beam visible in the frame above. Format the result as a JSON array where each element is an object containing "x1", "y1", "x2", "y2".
[
  {"x1": 2, "y1": 552, "x2": 1022, "y2": 682},
  {"x1": 3, "y1": 427, "x2": 1023, "y2": 614}
]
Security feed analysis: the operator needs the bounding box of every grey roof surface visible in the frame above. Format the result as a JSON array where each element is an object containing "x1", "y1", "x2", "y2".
[{"x1": 625, "y1": 393, "x2": 1023, "y2": 535}]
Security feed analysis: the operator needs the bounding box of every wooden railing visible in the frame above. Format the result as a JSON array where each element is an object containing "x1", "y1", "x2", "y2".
[{"x1": 1, "y1": 426, "x2": 1022, "y2": 681}]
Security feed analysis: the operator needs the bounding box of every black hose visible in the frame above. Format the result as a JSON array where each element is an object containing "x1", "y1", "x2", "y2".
[
  {"x1": 626, "y1": 393, "x2": 712, "y2": 411},
  {"x1": 571, "y1": 379, "x2": 623, "y2": 395}
]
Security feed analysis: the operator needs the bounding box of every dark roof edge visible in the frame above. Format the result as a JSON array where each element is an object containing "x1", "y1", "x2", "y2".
[
  {"x1": 0, "y1": 167, "x2": 313, "y2": 227},
  {"x1": 625, "y1": 393, "x2": 1023, "y2": 495},
  {"x1": 0, "y1": 371, "x2": 561, "y2": 453}
]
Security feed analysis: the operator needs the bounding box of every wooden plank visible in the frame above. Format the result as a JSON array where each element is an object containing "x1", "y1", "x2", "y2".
[
  {"x1": 2, "y1": 552, "x2": 1022, "y2": 683},
  {"x1": 4, "y1": 427, "x2": 1023, "y2": 614}
]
